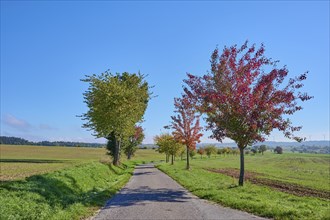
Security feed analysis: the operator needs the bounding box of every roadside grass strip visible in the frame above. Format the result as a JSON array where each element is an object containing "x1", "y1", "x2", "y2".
[{"x1": 0, "y1": 162, "x2": 135, "y2": 220}]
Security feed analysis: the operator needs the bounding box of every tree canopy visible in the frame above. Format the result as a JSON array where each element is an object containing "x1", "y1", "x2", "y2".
[
  {"x1": 154, "y1": 133, "x2": 184, "y2": 165},
  {"x1": 184, "y1": 41, "x2": 312, "y2": 185},
  {"x1": 81, "y1": 70, "x2": 150, "y2": 165},
  {"x1": 168, "y1": 96, "x2": 203, "y2": 169}
]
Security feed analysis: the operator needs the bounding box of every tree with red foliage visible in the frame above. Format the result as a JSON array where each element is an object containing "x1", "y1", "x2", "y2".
[
  {"x1": 184, "y1": 41, "x2": 312, "y2": 186},
  {"x1": 168, "y1": 96, "x2": 203, "y2": 170},
  {"x1": 197, "y1": 148, "x2": 205, "y2": 159},
  {"x1": 123, "y1": 125, "x2": 144, "y2": 160}
]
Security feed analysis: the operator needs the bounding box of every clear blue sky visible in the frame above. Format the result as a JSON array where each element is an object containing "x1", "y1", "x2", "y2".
[{"x1": 1, "y1": 1, "x2": 329, "y2": 144}]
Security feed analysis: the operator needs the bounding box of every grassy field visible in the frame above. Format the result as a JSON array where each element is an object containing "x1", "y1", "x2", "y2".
[
  {"x1": 0, "y1": 145, "x2": 162, "y2": 181},
  {"x1": 157, "y1": 152, "x2": 330, "y2": 220},
  {"x1": 0, "y1": 145, "x2": 162, "y2": 220}
]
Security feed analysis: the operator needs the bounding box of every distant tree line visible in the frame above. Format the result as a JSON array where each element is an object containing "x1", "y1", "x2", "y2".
[{"x1": 0, "y1": 136, "x2": 104, "y2": 148}]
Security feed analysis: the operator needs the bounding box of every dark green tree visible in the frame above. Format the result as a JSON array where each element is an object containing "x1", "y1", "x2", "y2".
[{"x1": 259, "y1": 145, "x2": 267, "y2": 155}]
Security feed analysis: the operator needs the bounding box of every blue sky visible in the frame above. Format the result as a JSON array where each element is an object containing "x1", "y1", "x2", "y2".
[{"x1": 1, "y1": 1, "x2": 329, "y2": 144}]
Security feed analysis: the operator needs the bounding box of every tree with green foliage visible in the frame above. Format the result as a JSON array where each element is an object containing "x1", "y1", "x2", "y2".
[
  {"x1": 274, "y1": 146, "x2": 283, "y2": 154},
  {"x1": 204, "y1": 145, "x2": 217, "y2": 158},
  {"x1": 217, "y1": 148, "x2": 222, "y2": 157},
  {"x1": 154, "y1": 133, "x2": 184, "y2": 165},
  {"x1": 259, "y1": 145, "x2": 267, "y2": 155},
  {"x1": 81, "y1": 71, "x2": 150, "y2": 165},
  {"x1": 189, "y1": 149, "x2": 197, "y2": 159}
]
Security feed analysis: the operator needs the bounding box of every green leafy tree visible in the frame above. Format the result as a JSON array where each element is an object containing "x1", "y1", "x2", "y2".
[
  {"x1": 204, "y1": 145, "x2": 217, "y2": 158},
  {"x1": 217, "y1": 148, "x2": 222, "y2": 156},
  {"x1": 259, "y1": 145, "x2": 267, "y2": 155},
  {"x1": 274, "y1": 146, "x2": 283, "y2": 154},
  {"x1": 81, "y1": 71, "x2": 150, "y2": 165},
  {"x1": 189, "y1": 149, "x2": 197, "y2": 159},
  {"x1": 154, "y1": 133, "x2": 184, "y2": 165}
]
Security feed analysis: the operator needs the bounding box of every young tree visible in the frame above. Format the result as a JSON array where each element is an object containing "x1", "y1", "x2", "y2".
[
  {"x1": 197, "y1": 148, "x2": 205, "y2": 159},
  {"x1": 251, "y1": 146, "x2": 258, "y2": 154},
  {"x1": 168, "y1": 96, "x2": 203, "y2": 170},
  {"x1": 259, "y1": 145, "x2": 267, "y2": 155},
  {"x1": 154, "y1": 133, "x2": 183, "y2": 165},
  {"x1": 274, "y1": 146, "x2": 283, "y2": 154},
  {"x1": 123, "y1": 126, "x2": 145, "y2": 160},
  {"x1": 189, "y1": 149, "x2": 197, "y2": 159},
  {"x1": 204, "y1": 145, "x2": 217, "y2": 158},
  {"x1": 184, "y1": 41, "x2": 312, "y2": 186},
  {"x1": 81, "y1": 71, "x2": 150, "y2": 165}
]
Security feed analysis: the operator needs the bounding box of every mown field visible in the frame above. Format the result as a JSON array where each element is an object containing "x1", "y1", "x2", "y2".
[
  {"x1": 0, "y1": 145, "x2": 162, "y2": 220},
  {"x1": 157, "y1": 152, "x2": 330, "y2": 220}
]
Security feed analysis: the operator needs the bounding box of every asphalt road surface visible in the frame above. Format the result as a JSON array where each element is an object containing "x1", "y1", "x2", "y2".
[{"x1": 94, "y1": 164, "x2": 266, "y2": 220}]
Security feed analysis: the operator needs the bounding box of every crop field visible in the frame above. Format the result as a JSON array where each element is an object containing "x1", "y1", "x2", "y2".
[
  {"x1": 0, "y1": 145, "x2": 107, "y2": 181},
  {"x1": 157, "y1": 152, "x2": 330, "y2": 219}
]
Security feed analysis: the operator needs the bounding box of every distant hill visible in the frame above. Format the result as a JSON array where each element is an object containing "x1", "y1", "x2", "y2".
[
  {"x1": 197, "y1": 140, "x2": 330, "y2": 148},
  {"x1": 197, "y1": 140, "x2": 330, "y2": 154},
  {"x1": 0, "y1": 136, "x2": 104, "y2": 148}
]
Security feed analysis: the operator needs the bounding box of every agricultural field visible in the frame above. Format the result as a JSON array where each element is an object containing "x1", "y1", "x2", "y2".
[
  {"x1": 0, "y1": 145, "x2": 107, "y2": 181},
  {"x1": 157, "y1": 152, "x2": 330, "y2": 220},
  {"x1": 0, "y1": 144, "x2": 162, "y2": 181}
]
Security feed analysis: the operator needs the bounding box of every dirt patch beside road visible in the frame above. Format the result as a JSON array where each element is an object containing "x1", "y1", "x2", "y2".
[{"x1": 206, "y1": 168, "x2": 330, "y2": 200}]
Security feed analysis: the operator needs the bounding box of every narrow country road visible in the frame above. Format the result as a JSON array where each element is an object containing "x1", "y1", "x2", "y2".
[{"x1": 94, "y1": 164, "x2": 266, "y2": 220}]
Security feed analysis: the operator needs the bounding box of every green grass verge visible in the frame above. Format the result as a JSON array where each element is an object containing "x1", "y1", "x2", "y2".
[
  {"x1": 0, "y1": 161, "x2": 136, "y2": 220},
  {"x1": 157, "y1": 161, "x2": 330, "y2": 220}
]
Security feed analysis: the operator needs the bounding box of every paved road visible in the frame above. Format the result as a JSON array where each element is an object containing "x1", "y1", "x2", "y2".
[{"x1": 94, "y1": 164, "x2": 265, "y2": 220}]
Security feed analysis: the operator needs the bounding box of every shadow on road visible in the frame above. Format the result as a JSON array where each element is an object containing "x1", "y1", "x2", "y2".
[
  {"x1": 104, "y1": 185, "x2": 190, "y2": 208},
  {"x1": 133, "y1": 171, "x2": 154, "y2": 176}
]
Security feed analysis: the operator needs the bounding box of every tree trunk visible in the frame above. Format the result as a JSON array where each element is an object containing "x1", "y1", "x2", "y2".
[
  {"x1": 127, "y1": 152, "x2": 131, "y2": 160},
  {"x1": 238, "y1": 147, "x2": 244, "y2": 186},
  {"x1": 186, "y1": 146, "x2": 190, "y2": 170},
  {"x1": 171, "y1": 154, "x2": 174, "y2": 165},
  {"x1": 113, "y1": 137, "x2": 120, "y2": 166}
]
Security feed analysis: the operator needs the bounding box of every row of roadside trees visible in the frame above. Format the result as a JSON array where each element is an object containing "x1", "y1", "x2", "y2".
[{"x1": 82, "y1": 41, "x2": 311, "y2": 186}]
